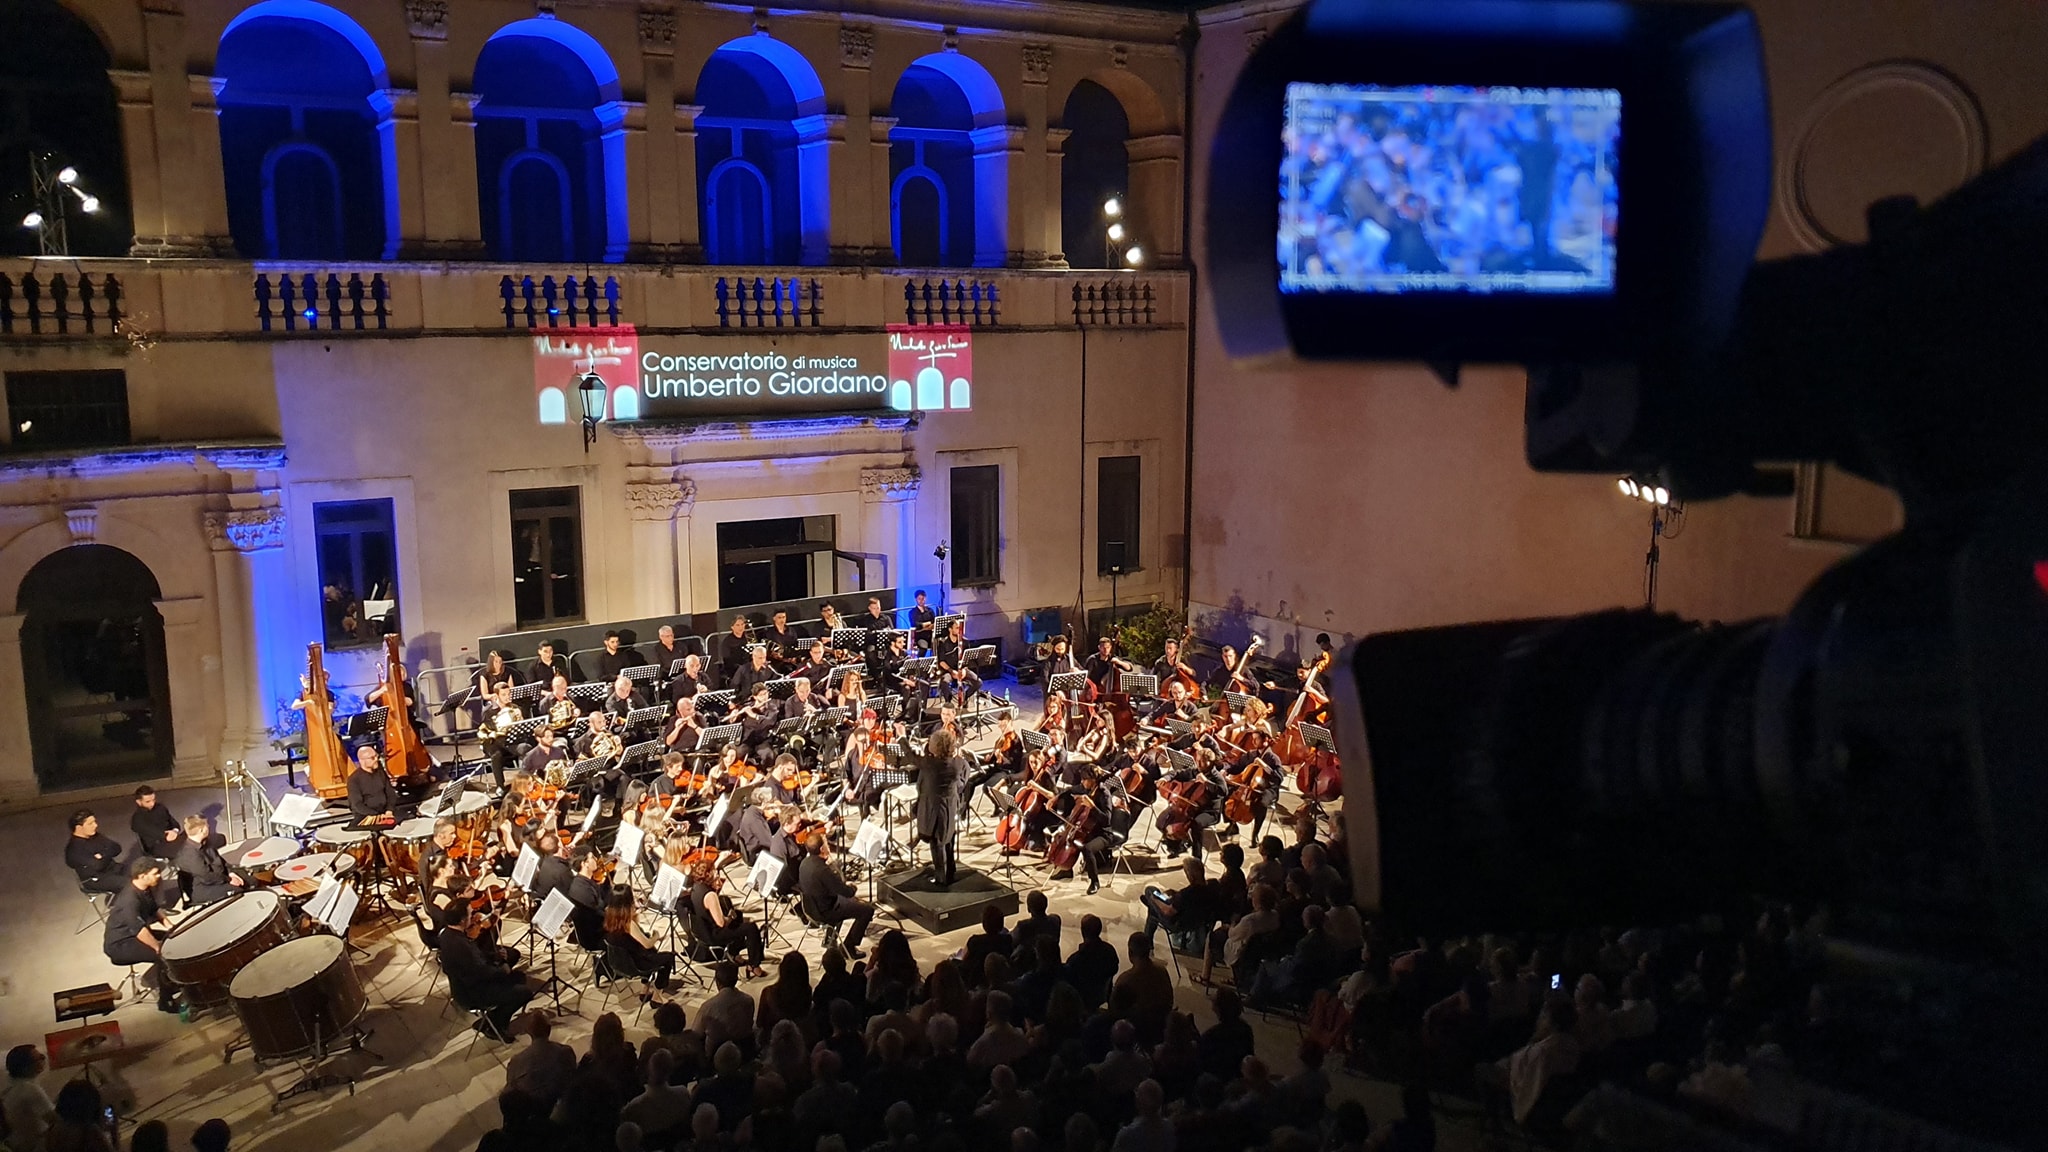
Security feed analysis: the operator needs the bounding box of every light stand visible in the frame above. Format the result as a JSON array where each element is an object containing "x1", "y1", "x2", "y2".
[
  {"x1": 1615, "y1": 477, "x2": 1680, "y2": 611},
  {"x1": 1107, "y1": 551, "x2": 1125, "y2": 634},
  {"x1": 1644, "y1": 505, "x2": 1666, "y2": 611},
  {"x1": 20, "y1": 154, "x2": 101, "y2": 257},
  {"x1": 933, "y1": 542, "x2": 949, "y2": 616}
]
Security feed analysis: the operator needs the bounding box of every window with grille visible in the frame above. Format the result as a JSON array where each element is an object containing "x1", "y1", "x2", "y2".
[
  {"x1": 313, "y1": 499, "x2": 399, "y2": 648},
  {"x1": 950, "y1": 464, "x2": 1001, "y2": 587},
  {"x1": 511, "y1": 487, "x2": 585, "y2": 628},
  {"x1": 4, "y1": 369, "x2": 129, "y2": 452},
  {"x1": 1098, "y1": 455, "x2": 1141, "y2": 575}
]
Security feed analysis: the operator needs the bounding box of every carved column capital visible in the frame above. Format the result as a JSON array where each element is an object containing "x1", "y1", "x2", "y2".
[
  {"x1": 405, "y1": 0, "x2": 449, "y2": 40},
  {"x1": 840, "y1": 24, "x2": 875, "y2": 68},
  {"x1": 204, "y1": 507, "x2": 286, "y2": 553},
  {"x1": 1022, "y1": 43, "x2": 1053, "y2": 86},
  {"x1": 861, "y1": 467, "x2": 922, "y2": 503},
  {"x1": 1112, "y1": 44, "x2": 1131, "y2": 69},
  {"x1": 638, "y1": 7, "x2": 677, "y2": 53},
  {"x1": 65, "y1": 507, "x2": 98, "y2": 547},
  {"x1": 627, "y1": 479, "x2": 696, "y2": 521}
]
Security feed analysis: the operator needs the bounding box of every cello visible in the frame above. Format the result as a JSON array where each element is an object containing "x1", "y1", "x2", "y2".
[
  {"x1": 301, "y1": 642, "x2": 351, "y2": 800},
  {"x1": 377, "y1": 634, "x2": 433, "y2": 784}
]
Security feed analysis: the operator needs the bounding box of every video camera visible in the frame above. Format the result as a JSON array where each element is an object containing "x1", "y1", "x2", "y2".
[{"x1": 1210, "y1": 0, "x2": 2048, "y2": 971}]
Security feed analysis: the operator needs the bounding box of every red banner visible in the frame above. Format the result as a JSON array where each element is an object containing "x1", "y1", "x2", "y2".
[
  {"x1": 532, "y1": 327, "x2": 640, "y2": 424},
  {"x1": 886, "y1": 325, "x2": 973, "y2": 411}
]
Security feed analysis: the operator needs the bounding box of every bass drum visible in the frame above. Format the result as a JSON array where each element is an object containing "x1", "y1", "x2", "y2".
[
  {"x1": 228, "y1": 934, "x2": 367, "y2": 1062},
  {"x1": 160, "y1": 890, "x2": 292, "y2": 1002}
]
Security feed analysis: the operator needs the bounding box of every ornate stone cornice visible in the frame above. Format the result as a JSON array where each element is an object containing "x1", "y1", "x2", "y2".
[
  {"x1": 405, "y1": 0, "x2": 448, "y2": 40},
  {"x1": 638, "y1": 7, "x2": 676, "y2": 52},
  {"x1": 204, "y1": 507, "x2": 285, "y2": 553},
  {"x1": 840, "y1": 24, "x2": 874, "y2": 68},
  {"x1": 1022, "y1": 43, "x2": 1053, "y2": 86},
  {"x1": 861, "y1": 467, "x2": 921, "y2": 502},
  {"x1": 65, "y1": 507, "x2": 98, "y2": 546},
  {"x1": 626, "y1": 479, "x2": 695, "y2": 521}
]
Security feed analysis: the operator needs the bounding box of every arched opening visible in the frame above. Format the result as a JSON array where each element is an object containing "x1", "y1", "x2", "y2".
[
  {"x1": 889, "y1": 53, "x2": 1006, "y2": 268},
  {"x1": 474, "y1": 19, "x2": 626, "y2": 263},
  {"x1": 0, "y1": 1, "x2": 130, "y2": 257},
  {"x1": 216, "y1": 0, "x2": 398, "y2": 260},
  {"x1": 1061, "y1": 79, "x2": 1131, "y2": 269},
  {"x1": 18, "y1": 544, "x2": 172, "y2": 789},
  {"x1": 695, "y1": 35, "x2": 828, "y2": 266}
]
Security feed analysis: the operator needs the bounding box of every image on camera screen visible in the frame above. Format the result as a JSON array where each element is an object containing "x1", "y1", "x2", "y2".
[{"x1": 1279, "y1": 83, "x2": 1620, "y2": 296}]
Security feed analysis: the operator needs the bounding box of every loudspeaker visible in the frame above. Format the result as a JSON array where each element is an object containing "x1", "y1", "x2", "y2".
[{"x1": 1102, "y1": 540, "x2": 1128, "y2": 574}]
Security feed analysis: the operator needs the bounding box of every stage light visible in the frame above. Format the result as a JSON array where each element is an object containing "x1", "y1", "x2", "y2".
[
  {"x1": 56, "y1": 166, "x2": 77, "y2": 185},
  {"x1": 20, "y1": 211, "x2": 41, "y2": 229},
  {"x1": 1654, "y1": 486, "x2": 1671, "y2": 506},
  {"x1": 1106, "y1": 222, "x2": 1125, "y2": 242},
  {"x1": 1124, "y1": 246, "x2": 1145, "y2": 267},
  {"x1": 79, "y1": 195, "x2": 100, "y2": 214},
  {"x1": 1618, "y1": 478, "x2": 1637, "y2": 497},
  {"x1": 1103, "y1": 197, "x2": 1122, "y2": 218}
]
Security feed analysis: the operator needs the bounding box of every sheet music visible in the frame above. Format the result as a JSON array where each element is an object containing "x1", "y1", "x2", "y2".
[
  {"x1": 270, "y1": 793, "x2": 322, "y2": 829},
  {"x1": 614, "y1": 821, "x2": 646, "y2": 871},
  {"x1": 651, "y1": 863, "x2": 688, "y2": 910},
  {"x1": 511, "y1": 844, "x2": 540, "y2": 891},
  {"x1": 850, "y1": 820, "x2": 889, "y2": 865},
  {"x1": 532, "y1": 889, "x2": 575, "y2": 941},
  {"x1": 747, "y1": 852, "x2": 783, "y2": 896},
  {"x1": 303, "y1": 874, "x2": 343, "y2": 924},
  {"x1": 320, "y1": 882, "x2": 359, "y2": 936},
  {"x1": 705, "y1": 793, "x2": 731, "y2": 840},
  {"x1": 579, "y1": 799, "x2": 601, "y2": 835}
]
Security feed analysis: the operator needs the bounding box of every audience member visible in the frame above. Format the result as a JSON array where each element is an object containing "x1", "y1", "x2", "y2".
[
  {"x1": 699, "y1": 962, "x2": 757, "y2": 1056},
  {"x1": 4, "y1": 1045, "x2": 55, "y2": 1152}
]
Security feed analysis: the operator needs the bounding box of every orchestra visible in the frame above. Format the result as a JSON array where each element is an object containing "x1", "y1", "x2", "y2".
[{"x1": 56, "y1": 597, "x2": 1342, "y2": 1087}]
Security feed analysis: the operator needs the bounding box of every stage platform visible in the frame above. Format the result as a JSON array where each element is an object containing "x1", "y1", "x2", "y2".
[{"x1": 878, "y1": 865, "x2": 1019, "y2": 935}]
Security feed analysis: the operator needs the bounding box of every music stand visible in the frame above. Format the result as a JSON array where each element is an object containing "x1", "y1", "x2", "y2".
[
  {"x1": 933, "y1": 613, "x2": 965, "y2": 636},
  {"x1": 1164, "y1": 747, "x2": 1196, "y2": 773},
  {"x1": 624, "y1": 704, "x2": 668, "y2": 731},
  {"x1": 1048, "y1": 672, "x2": 1089, "y2": 699},
  {"x1": 1120, "y1": 672, "x2": 1160, "y2": 698},
  {"x1": 765, "y1": 677, "x2": 799, "y2": 700},
  {"x1": 831, "y1": 628, "x2": 869, "y2": 652},
  {"x1": 526, "y1": 889, "x2": 583, "y2": 1017},
  {"x1": 565, "y1": 757, "x2": 609, "y2": 790},
  {"x1": 668, "y1": 658, "x2": 692, "y2": 678},
  {"x1": 1019, "y1": 728, "x2": 1052, "y2": 751},
  {"x1": 348, "y1": 706, "x2": 388, "y2": 741},
  {"x1": 503, "y1": 717, "x2": 548, "y2": 747},
  {"x1": 699, "y1": 723, "x2": 742, "y2": 752},
  {"x1": 622, "y1": 663, "x2": 661, "y2": 685},
  {"x1": 874, "y1": 694, "x2": 902, "y2": 720},
  {"x1": 509, "y1": 681, "x2": 545, "y2": 703},
  {"x1": 1223, "y1": 691, "x2": 1256, "y2": 714},
  {"x1": 1300, "y1": 723, "x2": 1335, "y2": 751},
  {"x1": 902, "y1": 656, "x2": 936, "y2": 679},
  {"x1": 568, "y1": 682, "x2": 611, "y2": 703},
  {"x1": 698, "y1": 690, "x2": 735, "y2": 713},
  {"x1": 1166, "y1": 718, "x2": 1194, "y2": 738},
  {"x1": 619, "y1": 740, "x2": 662, "y2": 771}
]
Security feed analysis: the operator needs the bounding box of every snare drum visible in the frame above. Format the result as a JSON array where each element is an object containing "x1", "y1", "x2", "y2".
[
  {"x1": 314, "y1": 825, "x2": 374, "y2": 869},
  {"x1": 160, "y1": 890, "x2": 292, "y2": 1001},
  {"x1": 228, "y1": 934, "x2": 367, "y2": 1062}
]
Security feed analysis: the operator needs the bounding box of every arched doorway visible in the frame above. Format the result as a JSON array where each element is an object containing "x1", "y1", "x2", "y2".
[{"x1": 19, "y1": 545, "x2": 173, "y2": 788}]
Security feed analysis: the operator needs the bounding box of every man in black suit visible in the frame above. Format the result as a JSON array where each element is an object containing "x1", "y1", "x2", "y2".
[
  {"x1": 528, "y1": 833, "x2": 573, "y2": 908},
  {"x1": 437, "y1": 902, "x2": 534, "y2": 1036},
  {"x1": 66, "y1": 810, "x2": 126, "y2": 895},
  {"x1": 565, "y1": 847, "x2": 609, "y2": 947},
  {"x1": 104, "y1": 859, "x2": 180, "y2": 1013},
  {"x1": 796, "y1": 837, "x2": 872, "y2": 960},
  {"x1": 129, "y1": 786, "x2": 180, "y2": 858}
]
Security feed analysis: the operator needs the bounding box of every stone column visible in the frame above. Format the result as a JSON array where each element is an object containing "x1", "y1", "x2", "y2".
[
  {"x1": 794, "y1": 114, "x2": 832, "y2": 266},
  {"x1": 405, "y1": 1, "x2": 482, "y2": 257},
  {"x1": 1018, "y1": 43, "x2": 1052, "y2": 267},
  {"x1": 205, "y1": 506, "x2": 290, "y2": 763},
  {"x1": 676, "y1": 104, "x2": 703, "y2": 258},
  {"x1": 189, "y1": 76, "x2": 235, "y2": 251},
  {"x1": 384, "y1": 83, "x2": 427, "y2": 261},
  {"x1": 0, "y1": 615, "x2": 33, "y2": 802},
  {"x1": 1044, "y1": 127, "x2": 1070, "y2": 267},
  {"x1": 834, "y1": 24, "x2": 876, "y2": 262},
  {"x1": 637, "y1": 7, "x2": 683, "y2": 258},
  {"x1": 974, "y1": 124, "x2": 1025, "y2": 268},
  {"x1": 869, "y1": 117, "x2": 898, "y2": 262},
  {"x1": 626, "y1": 480, "x2": 695, "y2": 616},
  {"x1": 131, "y1": 0, "x2": 226, "y2": 255},
  {"x1": 157, "y1": 596, "x2": 215, "y2": 782},
  {"x1": 860, "y1": 467, "x2": 921, "y2": 590},
  {"x1": 1128, "y1": 133, "x2": 1185, "y2": 266}
]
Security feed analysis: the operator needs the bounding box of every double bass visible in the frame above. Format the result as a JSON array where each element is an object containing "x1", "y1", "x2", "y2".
[
  {"x1": 377, "y1": 634, "x2": 433, "y2": 783},
  {"x1": 301, "y1": 642, "x2": 351, "y2": 800},
  {"x1": 1163, "y1": 622, "x2": 1202, "y2": 699}
]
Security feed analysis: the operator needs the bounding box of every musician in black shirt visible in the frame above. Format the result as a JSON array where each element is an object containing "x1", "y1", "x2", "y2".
[
  {"x1": 104, "y1": 859, "x2": 180, "y2": 1013},
  {"x1": 727, "y1": 646, "x2": 774, "y2": 703},
  {"x1": 918, "y1": 730, "x2": 966, "y2": 887},
  {"x1": 763, "y1": 610, "x2": 805, "y2": 670},
  {"x1": 736, "y1": 682, "x2": 780, "y2": 758},
  {"x1": 908, "y1": 590, "x2": 937, "y2": 654},
  {"x1": 437, "y1": 902, "x2": 534, "y2": 1036},
  {"x1": 528, "y1": 832, "x2": 573, "y2": 908},
  {"x1": 716, "y1": 617, "x2": 753, "y2": 686},
  {"x1": 934, "y1": 619, "x2": 981, "y2": 707},
  {"x1": 528, "y1": 639, "x2": 570, "y2": 689},
  {"x1": 129, "y1": 786, "x2": 180, "y2": 858},
  {"x1": 791, "y1": 639, "x2": 832, "y2": 691},
  {"x1": 65, "y1": 810, "x2": 125, "y2": 894},
  {"x1": 347, "y1": 744, "x2": 399, "y2": 824},
  {"x1": 1152, "y1": 637, "x2": 1197, "y2": 693},
  {"x1": 649, "y1": 625, "x2": 699, "y2": 683},
  {"x1": 663, "y1": 697, "x2": 702, "y2": 755},
  {"x1": 796, "y1": 837, "x2": 872, "y2": 959},
  {"x1": 1043, "y1": 635, "x2": 1082, "y2": 680},
  {"x1": 1084, "y1": 636, "x2": 1134, "y2": 696},
  {"x1": 867, "y1": 631, "x2": 907, "y2": 699},
  {"x1": 603, "y1": 674, "x2": 646, "y2": 723},
  {"x1": 590, "y1": 631, "x2": 641, "y2": 684},
  {"x1": 667, "y1": 652, "x2": 711, "y2": 705},
  {"x1": 523, "y1": 724, "x2": 570, "y2": 780}
]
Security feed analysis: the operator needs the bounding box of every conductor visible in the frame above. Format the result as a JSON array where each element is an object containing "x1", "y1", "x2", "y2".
[{"x1": 917, "y1": 729, "x2": 966, "y2": 888}]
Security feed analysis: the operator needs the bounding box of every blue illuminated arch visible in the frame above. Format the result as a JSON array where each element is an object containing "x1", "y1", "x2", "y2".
[
  {"x1": 694, "y1": 34, "x2": 829, "y2": 266},
  {"x1": 474, "y1": 19, "x2": 628, "y2": 263},
  {"x1": 888, "y1": 53, "x2": 1008, "y2": 268},
  {"x1": 216, "y1": 0, "x2": 398, "y2": 260}
]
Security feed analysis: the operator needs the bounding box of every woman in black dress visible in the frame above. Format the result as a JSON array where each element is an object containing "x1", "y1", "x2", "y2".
[
  {"x1": 602, "y1": 888, "x2": 676, "y2": 1002},
  {"x1": 687, "y1": 859, "x2": 766, "y2": 977}
]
